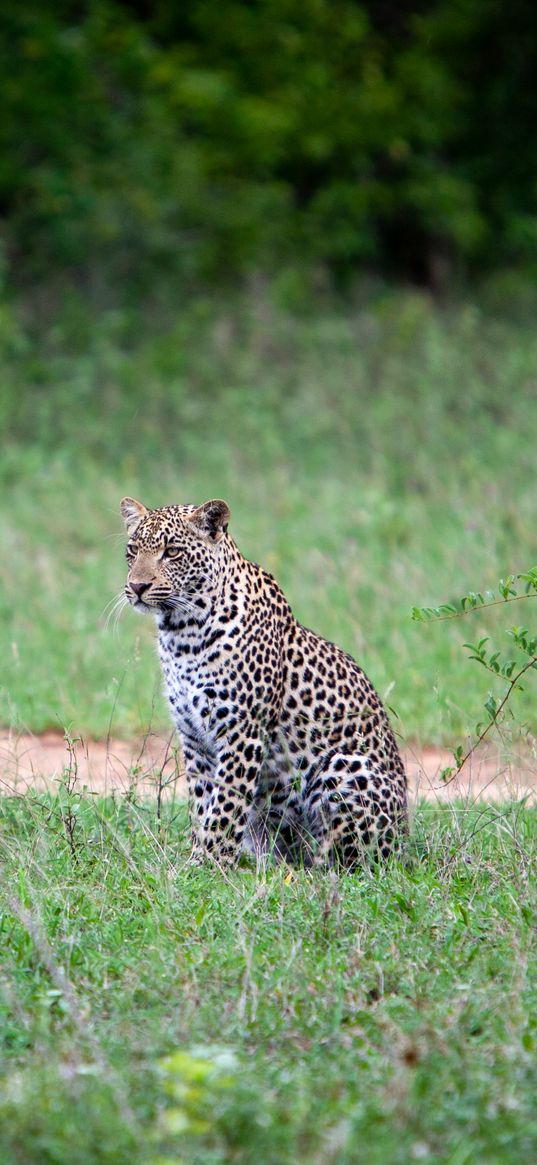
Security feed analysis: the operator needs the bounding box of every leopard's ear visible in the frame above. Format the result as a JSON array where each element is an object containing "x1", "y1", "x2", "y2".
[
  {"x1": 188, "y1": 499, "x2": 230, "y2": 543},
  {"x1": 120, "y1": 497, "x2": 148, "y2": 536}
]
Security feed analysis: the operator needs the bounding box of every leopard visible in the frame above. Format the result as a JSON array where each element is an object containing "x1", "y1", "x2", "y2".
[{"x1": 120, "y1": 496, "x2": 407, "y2": 868}]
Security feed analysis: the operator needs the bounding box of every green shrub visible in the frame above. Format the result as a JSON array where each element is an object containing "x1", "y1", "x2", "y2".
[{"x1": 1, "y1": 0, "x2": 536, "y2": 293}]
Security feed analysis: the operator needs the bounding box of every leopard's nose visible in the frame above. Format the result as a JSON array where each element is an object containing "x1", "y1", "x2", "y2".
[{"x1": 130, "y1": 581, "x2": 151, "y2": 599}]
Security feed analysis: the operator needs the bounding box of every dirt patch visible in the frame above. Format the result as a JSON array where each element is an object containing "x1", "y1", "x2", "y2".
[
  {"x1": 0, "y1": 730, "x2": 181, "y2": 799},
  {"x1": 1, "y1": 730, "x2": 536, "y2": 803}
]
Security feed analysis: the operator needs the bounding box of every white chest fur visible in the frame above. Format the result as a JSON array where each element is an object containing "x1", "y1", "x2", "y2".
[{"x1": 157, "y1": 626, "x2": 226, "y2": 748}]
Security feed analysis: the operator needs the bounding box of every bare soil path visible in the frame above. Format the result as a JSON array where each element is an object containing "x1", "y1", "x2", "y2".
[{"x1": 1, "y1": 730, "x2": 536, "y2": 804}]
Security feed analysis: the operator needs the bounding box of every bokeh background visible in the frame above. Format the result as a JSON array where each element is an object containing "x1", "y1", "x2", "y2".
[{"x1": 1, "y1": 0, "x2": 537, "y2": 743}]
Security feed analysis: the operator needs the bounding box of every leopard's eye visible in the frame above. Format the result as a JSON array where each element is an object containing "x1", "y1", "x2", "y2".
[
  {"x1": 162, "y1": 546, "x2": 182, "y2": 560},
  {"x1": 126, "y1": 543, "x2": 138, "y2": 561}
]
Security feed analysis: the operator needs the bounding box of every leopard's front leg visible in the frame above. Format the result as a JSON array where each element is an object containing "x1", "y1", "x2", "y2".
[
  {"x1": 181, "y1": 741, "x2": 216, "y2": 864},
  {"x1": 186, "y1": 736, "x2": 266, "y2": 865}
]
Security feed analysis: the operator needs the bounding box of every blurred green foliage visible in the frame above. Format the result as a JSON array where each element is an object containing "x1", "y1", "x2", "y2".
[{"x1": 1, "y1": 0, "x2": 536, "y2": 294}]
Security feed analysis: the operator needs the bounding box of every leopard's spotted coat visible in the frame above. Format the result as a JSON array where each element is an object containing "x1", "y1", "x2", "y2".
[{"x1": 121, "y1": 497, "x2": 407, "y2": 867}]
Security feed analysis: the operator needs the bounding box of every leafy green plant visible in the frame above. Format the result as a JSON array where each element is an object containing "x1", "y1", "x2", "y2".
[
  {"x1": 412, "y1": 568, "x2": 537, "y2": 781},
  {"x1": 152, "y1": 1046, "x2": 240, "y2": 1164}
]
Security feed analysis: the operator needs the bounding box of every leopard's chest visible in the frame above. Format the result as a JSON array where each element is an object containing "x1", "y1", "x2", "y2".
[
  {"x1": 156, "y1": 608, "x2": 282, "y2": 748},
  {"x1": 157, "y1": 626, "x2": 235, "y2": 744}
]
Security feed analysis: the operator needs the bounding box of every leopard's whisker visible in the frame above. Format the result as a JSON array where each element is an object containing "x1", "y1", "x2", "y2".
[
  {"x1": 104, "y1": 592, "x2": 129, "y2": 633},
  {"x1": 102, "y1": 592, "x2": 124, "y2": 618},
  {"x1": 112, "y1": 596, "x2": 130, "y2": 636}
]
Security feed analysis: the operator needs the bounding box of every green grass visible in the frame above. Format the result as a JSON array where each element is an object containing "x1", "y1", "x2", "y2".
[
  {"x1": 1, "y1": 789, "x2": 537, "y2": 1163},
  {"x1": 2, "y1": 287, "x2": 537, "y2": 743}
]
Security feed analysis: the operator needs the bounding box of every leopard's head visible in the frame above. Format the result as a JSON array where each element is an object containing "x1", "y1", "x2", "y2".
[{"x1": 120, "y1": 497, "x2": 230, "y2": 615}]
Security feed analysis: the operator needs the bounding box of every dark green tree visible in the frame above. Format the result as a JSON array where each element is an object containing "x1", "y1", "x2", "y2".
[{"x1": 0, "y1": 0, "x2": 536, "y2": 291}]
